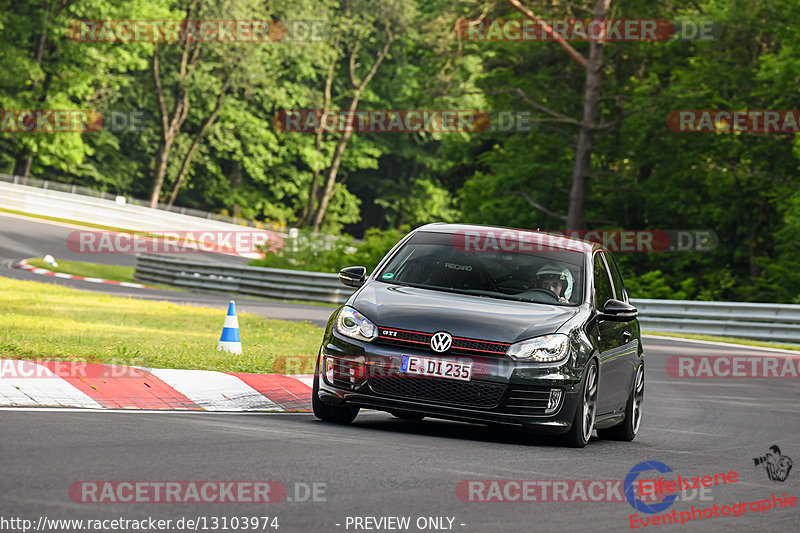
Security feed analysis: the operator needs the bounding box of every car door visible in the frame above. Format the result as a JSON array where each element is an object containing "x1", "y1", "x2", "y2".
[
  {"x1": 604, "y1": 251, "x2": 638, "y2": 405},
  {"x1": 592, "y1": 251, "x2": 634, "y2": 414}
]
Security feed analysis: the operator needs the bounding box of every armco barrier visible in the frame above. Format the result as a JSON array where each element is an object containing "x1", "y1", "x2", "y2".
[
  {"x1": 633, "y1": 299, "x2": 800, "y2": 343},
  {"x1": 134, "y1": 255, "x2": 800, "y2": 343},
  {"x1": 134, "y1": 254, "x2": 354, "y2": 305}
]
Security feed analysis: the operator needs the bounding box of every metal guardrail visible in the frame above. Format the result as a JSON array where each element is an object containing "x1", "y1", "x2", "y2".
[
  {"x1": 632, "y1": 299, "x2": 800, "y2": 343},
  {"x1": 135, "y1": 254, "x2": 355, "y2": 305},
  {"x1": 134, "y1": 255, "x2": 800, "y2": 344}
]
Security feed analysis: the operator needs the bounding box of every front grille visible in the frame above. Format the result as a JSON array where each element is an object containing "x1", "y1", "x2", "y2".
[
  {"x1": 452, "y1": 337, "x2": 510, "y2": 354},
  {"x1": 377, "y1": 327, "x2": 510, "y2": 356},
  {"x1": 502, "y1": 385, "x2": 558, "y2": 415},
  {"x1": 368, "y1": 375, "x2": 506, "y2": 407}
]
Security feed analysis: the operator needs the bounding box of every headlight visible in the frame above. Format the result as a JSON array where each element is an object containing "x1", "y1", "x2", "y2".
[
  {"x1": 506, "y1": 334, "x2": 570, "y2": 362},
  {"x1": 336, "y1": 306, "x2": 377, "y2": 342}
]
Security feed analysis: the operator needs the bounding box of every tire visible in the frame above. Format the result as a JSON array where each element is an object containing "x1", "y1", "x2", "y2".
[
  {"x1": 562, "y1": 360, "x2": 598, "y2": 448},
  {"x1": 390, "y1": 411, "x2": 425, "y2": 421},
  {"x1": 598, "y1": 363, "x2": 644, "y2": 441},
  {"x1": 312, "y1": 357, "x2": 358, "y2": 424}
]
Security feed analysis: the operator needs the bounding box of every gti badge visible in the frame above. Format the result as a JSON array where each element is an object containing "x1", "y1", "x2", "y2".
[{"x1": 430, "y1": 332, "x2": 453, "y2": 353}]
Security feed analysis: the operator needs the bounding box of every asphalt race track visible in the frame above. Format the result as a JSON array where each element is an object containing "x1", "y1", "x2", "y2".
[
  {"x1": 0, "y1": 212, "x2": 253, "y2": 267},
  {"x1": 2, "y1": 337, "x2": 798, "y2": 533},
  {"x1": 1, "y1": 214, "x2": 798, "y2": 532}
]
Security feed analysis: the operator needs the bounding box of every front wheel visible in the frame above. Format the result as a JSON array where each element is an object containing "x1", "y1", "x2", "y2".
[
  {"x1": 312, "y1": 359, "x2": 358, "y2": 424},
  {"x1": 562, "y1": 360, "x2": 598, "y2": 448},
  {"x1": 598, "y1": 363, "x2": 644, "y2": 441}
]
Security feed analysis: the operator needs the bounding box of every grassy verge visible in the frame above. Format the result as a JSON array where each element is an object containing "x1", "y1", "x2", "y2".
[
  {"x1": 25, "y1": 257, "x2": 185, "y2": 292},
  {"x1": 27, "y1": 258, "x2": 135, "y2": 284},
  {"x1": 643, "y1": 331, "x2": 800, "y2": 352},
  {"x1": 0, "y1": 276, "x2": 323, "y2": 373}
]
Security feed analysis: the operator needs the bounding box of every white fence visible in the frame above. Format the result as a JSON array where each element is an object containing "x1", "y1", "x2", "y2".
[{"x1": 0, "y1": 178, "x2": 281, "y2": 235}]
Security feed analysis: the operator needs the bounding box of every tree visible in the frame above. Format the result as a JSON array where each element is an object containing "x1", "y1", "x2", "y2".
[
  {"x1": 506, "y1": 0, "x2": 612, "y2": 230},
  {"x1": 148, "y1": 0, "x2": 249, "y2": 208},
  {"x1": 295, "y1": 0, "x2": 416, "y2": 231},
  {"x1": 0, "y1": 0, "x2": 161, "y2": 181}
]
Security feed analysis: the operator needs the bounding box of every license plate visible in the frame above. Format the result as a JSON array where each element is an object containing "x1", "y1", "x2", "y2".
[{"x1": 400, "y1": 355, "x2": 472, "y2": 381}]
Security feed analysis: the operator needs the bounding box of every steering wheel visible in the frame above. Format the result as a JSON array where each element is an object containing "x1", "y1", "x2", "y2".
[
  {"x1": 483, "y1": 268, "x2": 501, "y2": 292},
  {"x1": 492, "y1": 273, "x2": 514, "y2": 284},
  {"x1": 518, "y1": 287, "x2": 560, "y2": 302}
]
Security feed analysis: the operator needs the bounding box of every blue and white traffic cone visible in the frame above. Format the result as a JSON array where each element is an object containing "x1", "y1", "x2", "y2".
[
  {"x1": 43, "y1": 254, "x2": 58, "y2": 268},
  {"x1": 217, "y1": 300, "x2": 242, "y2": 354}
]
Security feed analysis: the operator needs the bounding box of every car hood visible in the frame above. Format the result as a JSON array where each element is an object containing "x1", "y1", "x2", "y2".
[{"x1": 349, "y1": 282, "x2": 579, "y2": 344}]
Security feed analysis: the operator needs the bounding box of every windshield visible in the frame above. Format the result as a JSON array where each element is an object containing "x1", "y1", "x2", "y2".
[{"x1": 377, "y1": 231, "x2": 584, "y2": 305}]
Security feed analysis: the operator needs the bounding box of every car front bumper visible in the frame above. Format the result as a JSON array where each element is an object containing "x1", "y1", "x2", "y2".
[{"x1": 316, "y1": 331, "x2": 587, "y2": 434}]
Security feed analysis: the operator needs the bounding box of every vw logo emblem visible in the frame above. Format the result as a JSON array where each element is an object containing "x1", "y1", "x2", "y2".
[{"x1": 430, "y1": 332, "x2": 453, "y2": 353}]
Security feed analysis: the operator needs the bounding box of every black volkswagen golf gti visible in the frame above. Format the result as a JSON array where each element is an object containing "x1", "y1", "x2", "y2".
[{"x1": 313, "y1": 223, "x2": 644, "y2": 447}]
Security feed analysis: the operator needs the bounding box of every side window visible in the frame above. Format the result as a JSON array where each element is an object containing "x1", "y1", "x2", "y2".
[
  {"x1": 592, "y1": 253, "x2": 614, "y2": 309},
  {"x1": 605, "y1": 252, "x2": 628, "y2": 302}
]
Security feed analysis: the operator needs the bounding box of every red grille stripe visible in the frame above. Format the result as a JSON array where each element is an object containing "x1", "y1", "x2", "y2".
[
  {"x1": 378, "y1": 336, "x2": 430, "y2": 345},
  {"x1": 381, "y1": 327, "x2": 508, "y2": 347},
  {"x1": 380, "y1": 327, "x2": 433, "y2": 336}
]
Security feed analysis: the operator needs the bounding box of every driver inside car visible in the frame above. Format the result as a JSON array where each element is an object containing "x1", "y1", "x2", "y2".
[{"x1": 533, "y1": 263, "x2": 574, "y2": 303}]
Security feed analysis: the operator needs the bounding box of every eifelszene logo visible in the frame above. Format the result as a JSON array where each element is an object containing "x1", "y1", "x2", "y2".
[
  {"x1": 625, "y1": 461, "x2": 677, "y2": 514},
  {"x1": 753, "y1": 445, "x2": 793, "y2": 482},
  {"x1": 625, "y1": 460, "x2": 737, "y2": 516}
]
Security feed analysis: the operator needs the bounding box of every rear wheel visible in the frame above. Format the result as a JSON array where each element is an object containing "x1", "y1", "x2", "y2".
[
  {"x1": 312, "y1": 358, "x2": 358, "y2": 424},
  {"x1": 562, "y1": 360, "x2": 598, "y2": 448},
  {"x1": 598, "y1": 363, "x2": 644, "y2": 441}
]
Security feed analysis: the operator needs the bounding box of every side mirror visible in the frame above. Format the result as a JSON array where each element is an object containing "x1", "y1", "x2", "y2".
[
  {"x1": 601, "y1": 299, "x2": 638, "y2": 321},
  {"x1": 339, "y1": 266, "x2": 367, "y2": 288}
]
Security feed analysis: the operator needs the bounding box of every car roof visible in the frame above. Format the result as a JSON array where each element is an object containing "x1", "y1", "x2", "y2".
[{"x1": 415, "y1": 223, "x2": 598, "y2": 254}]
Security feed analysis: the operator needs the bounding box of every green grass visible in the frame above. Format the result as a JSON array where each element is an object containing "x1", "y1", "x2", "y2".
[
  {"x1": 0, "y1": 276, "x2": 324, "y2": 373},
  {"x1": 643, "y1": 331, "x2": 800, "y2": 352},
  {"x1": 27, "y1": 258, "x2": 136, "y2": 284},
  {"x1": 25, "y1": 257, "x2": 184, "y2": 292}
]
